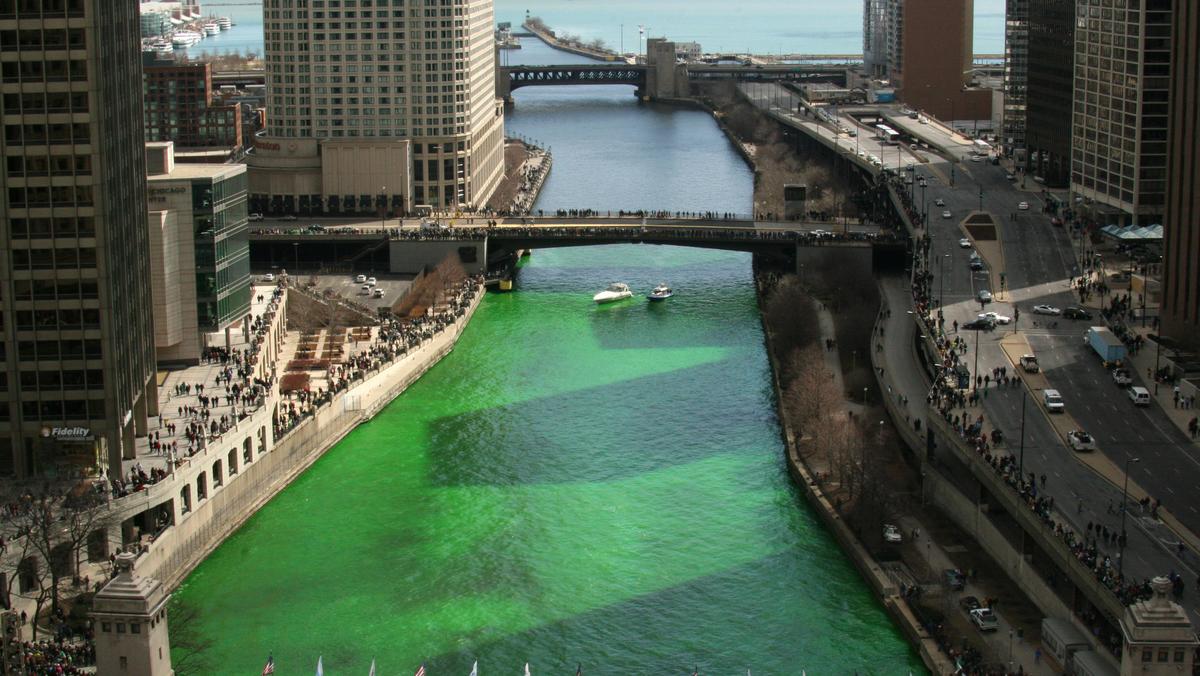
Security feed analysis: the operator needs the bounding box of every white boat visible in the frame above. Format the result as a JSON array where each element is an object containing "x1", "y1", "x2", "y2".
[
  {"x1": 593, "y1": 282, "x2": 633, "y2": 304},
  {"x1": 647, "y1": 283, "x2": 673, "y2": 301},
  {"x1": 171, "y1": 32, "x2": 201, "y2": 48},
  {"x1": 217, "y1": 17, "x2": 232, "y2": 30},
  {"x1": 203, "y1": 23, "x2": 220, "y2": 36}
]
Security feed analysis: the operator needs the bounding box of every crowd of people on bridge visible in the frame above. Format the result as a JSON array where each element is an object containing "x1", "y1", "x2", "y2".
[{"x1": 6, "y1": 638, "x2": 95, "y2": 675}]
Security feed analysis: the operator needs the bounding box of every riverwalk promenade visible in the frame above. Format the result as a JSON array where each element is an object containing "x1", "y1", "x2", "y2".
[{"x1": 3, "y1": 277, "x2": 486, "y2": 630}]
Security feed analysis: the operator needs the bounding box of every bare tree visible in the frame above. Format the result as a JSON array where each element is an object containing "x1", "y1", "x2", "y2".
[
  {"x1": 165, "y1": 598, "x2": 214, "y2": 675},
  {"x1": 14, "y1": 486, "x2": 111, "y2": 624}
]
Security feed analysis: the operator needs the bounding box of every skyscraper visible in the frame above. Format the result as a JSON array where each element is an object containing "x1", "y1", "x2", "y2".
[
  {"x1": 1070, "y1": 0, "x2": 1173, "y2": 225},
  {"x1": 0, "y1": 0, "x2": 158, "y2": 477},
  {"x1": 1024, "y1": 0, "x2": 1075, "y2": 187},
  {"x1": 1160, "y1": 0, "x2": 1199, "y2": 349},
  {"x1": 248, "y1": 0, "x2": 506, "y2": 216},
  {"x1": 863, "y1": 0, "x2": 993, "y2": 123},
  {"x1": 1002, "y1": 0, "x2": 1029, "y2": 160}
]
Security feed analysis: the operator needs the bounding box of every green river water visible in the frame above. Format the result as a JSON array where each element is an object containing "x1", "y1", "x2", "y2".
[{"x1": 175, "y1": 245, "x2": 923, "y2": 674}]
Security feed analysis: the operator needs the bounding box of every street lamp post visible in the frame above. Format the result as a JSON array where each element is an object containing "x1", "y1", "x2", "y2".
[
  {"x1": 1018, "y1": 388, "x2": 1027, "y2": 479},
  {"x1": 863, "y1": 387, "x2": 868, "y2": 405},
  {"x1": 973, "y1": 326, "x2": 980, "y2": 392},
  {"x1": 938, "y1": 253, "x2": 949, "y2": 309},
  {"x1": 1154, "y1": 338, "x2": 1163, "y2": 394},
  {"x1": 292, "y1": 242, "x2": 299, "y2": 273},
  {"x1": 1119, "y1": 456, "x2": 1141, "y2": 581}
]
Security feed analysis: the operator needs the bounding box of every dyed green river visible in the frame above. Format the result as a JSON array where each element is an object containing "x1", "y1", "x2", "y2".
[{"x1": 175, "y1": 245, "x2": 923, "y2": 673}]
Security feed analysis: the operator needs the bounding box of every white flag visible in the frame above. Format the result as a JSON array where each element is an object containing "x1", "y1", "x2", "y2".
[
  {"x1": 316, "y1": 656, "x2": 324, "y2": 676},
  {"x1": 469, "y1": 660, "x2": 478, "y2": 676},
  {"x1": 369, "y1": 658, "x2": 376, "y2": 676},
  {"x1": 524, "y1": 663, "x2": 531, "y2": 676}
]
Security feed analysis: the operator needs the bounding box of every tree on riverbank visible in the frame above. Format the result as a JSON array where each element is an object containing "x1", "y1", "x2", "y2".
[{"x1": 698, "y1": 81, "x2": 856, "y2": 220}]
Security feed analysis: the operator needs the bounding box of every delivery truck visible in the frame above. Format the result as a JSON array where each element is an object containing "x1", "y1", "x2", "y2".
[{"x1": 1085, "y1": 326, "x2": 1127, "y2": 366}]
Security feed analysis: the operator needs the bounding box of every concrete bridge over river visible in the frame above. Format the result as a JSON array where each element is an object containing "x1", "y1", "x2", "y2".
[
  {"x1": 497, "y1": 38, "x2": 850, "y2": 102},
  {"x1": 247, "y1": 217, "x2": 904, "y2": 279}
]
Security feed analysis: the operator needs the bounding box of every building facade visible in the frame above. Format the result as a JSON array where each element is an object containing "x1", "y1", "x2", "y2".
[
  {"x1": 1070, "y1": 0, "x2": 1173, "y2": 225},
  {"x1": 1003, "y1": 0, "x2": 1029, "y2": 159},
  {"x1": 247, "y1": 0, "x2": 506, "y2": 216},
  {"x1": 0, "y1": 0, "x2": 158, "y2": 477},
  {"x1": 862, "y1": 0, "x2": 889, "y2": 79},
  {"x1": 1024, "y1": 0, "x2": 1075, "y2": 187},
  {"x1": 146, "y1": 143, "x2": 251, "y2": 365},
  {"x1": 144, "y1": 63, "x2": 244, "y2": 152},
  {"x1": 864, "y1": 0, "x2": 993, "y2": 122},
  {"x1": 1160, "y1": 0, "x2": 1199, "y2": 350}
]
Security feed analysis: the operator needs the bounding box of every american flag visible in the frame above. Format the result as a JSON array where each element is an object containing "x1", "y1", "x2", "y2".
[
  {"x1": 261, "y1": 656, "x2": 275, "y2": 675},
  {"x1": 415, "y1": 663, "x2": 426, "y2": 676}
]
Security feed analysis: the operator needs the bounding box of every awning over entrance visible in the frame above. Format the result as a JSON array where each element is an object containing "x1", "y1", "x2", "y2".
[{"x1": 1099, "y1": 224, "x2": 1163, "y2": 242}]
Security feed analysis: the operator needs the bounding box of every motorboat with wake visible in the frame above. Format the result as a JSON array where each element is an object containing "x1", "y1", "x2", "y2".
[
  {"x1": 647, "y1": 284, "x2": 673, "y2": 301},
  {"x1": 593, "y1": 282, "x2": 633, "y2": 304}
]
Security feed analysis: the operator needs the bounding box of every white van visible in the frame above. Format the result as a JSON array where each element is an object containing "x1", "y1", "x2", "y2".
[
  {"x1": 1044, "y1": 389, "x2": 1065, "y2": 413},
  {"x1": 1128, "y1": 386, "x2": 1151, "y2": 406}
]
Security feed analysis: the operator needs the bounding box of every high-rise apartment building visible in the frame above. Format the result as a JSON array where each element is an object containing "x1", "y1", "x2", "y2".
[
  {"x1": 144, "y1": 62, "x2": 244, "y2": 152},
  {"x1": 861, "y1": 0, "x2": 993, "y2": 123},
  {"x1": 1070, "y1": 0, "x2": 1173, "y2": 225},
  {"x1": 0, "y1": 0, "x2": 158, "y2": 477},
  {"x1": 1002, "y1": 0, "x2": 1029, "y2": 159},
  {"x1": 1160, "y1": 0, "x2": 1199, "y2": 349},
  {"x1": 862, "y1": 0, "x2": 889, "y2": 79},
  {"x1": 247, "y1": 0, "x2": 506, "y2": 216},
  {"x1": 1024, "y1": 0, "x2": 1075, "y2": 187}
]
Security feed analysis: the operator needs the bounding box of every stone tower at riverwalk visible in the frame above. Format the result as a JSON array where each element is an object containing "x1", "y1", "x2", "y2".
[
  {"x1": 91, "y1": 553, "x2": 174, "y2": 676},
  {"x1": 1119, "y1": 576, "x2": 1198, "y2": 675}
]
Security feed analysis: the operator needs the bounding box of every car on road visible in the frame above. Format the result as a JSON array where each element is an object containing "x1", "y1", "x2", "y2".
[
  {"x1": 307, "y1": 223, "x2": 325, "y2": 233},
  {"x1": 977, "y1": 289, "x2": 993, "y2": 304},
  {"x1": 963, "y1": 318, "x2": 995, "y2": 331},
  {"x1": 1005, "y1": 173, "x2": 1016, "y2": 181},
  {"x1": 262, "y1": 273, "x2": 275, "y2": 283},
  {"x1": 960, "y1": 595, "x2": 982, "y2": 612},
  {"x1": 883, "y1": 524, "x2": 903, "y2": 543},
  {"x1": 1112, "y1": 368, "x2": 1133, "y2": 386},
  {"x1": 248, "y1": 213, "x2": 263, "y2": 222},
  {"x1": 811, "y1": 229, "x2": 832, "y2": 238},
  {"x1": 355, "y1": 274, "x2": 367, "y2": 283},
  {"x1": 943, "y1": 569, "x2": 965, "y2": 591},
  {"x1": 970, "y1": 608, "x2": 1000, "y2": 632},
  {"x1": 372, "y1": 288, "x2": 385, "y2": 298},
  {"x1": 1032, "y1": 304, "x2": 1061, "y2": 316},
  {"x1": 935, "y1": 198, "x2": 946, "y2": 207},
  {"x1": 942, "y1": 210, "x2": 953, "y2": 219},
  {"x1": 970, "y1": 258, "x2": 985, "y2": 271},
  {"x1": 1044, "y1": 389, "x2": 1065, "y2": 413},
  {"x1": 280, "y1": 214, "x2": 297, "y2": 221},
  {"x1": 1020, "y1": 354, "x2": 1040, "y2": 373},
  {"x1": 959, "y1": 238, "x2": 972, "y2": 248},
  {"x1": 1128, "y1": 386, "x2": 1151, "y2": 407},
  {"x1": 1064, "y1": 305, "x2": 1093, "y2": 320},
  {"x1": 978, "y1": 311, "x2": 1011, "y2": 325},
  {"x1": 1018, "y1": 201, "x2": 1030, "y2": 210},
  {"x1": 366, "y1": 276, "x2": 377, "y2": 286},
  {"x1": 1067, "y1": 430, "x2": 1096, "y2": 452},
  {"x1": 970, "y1": 154, "x2": 983, "y2": 162}
]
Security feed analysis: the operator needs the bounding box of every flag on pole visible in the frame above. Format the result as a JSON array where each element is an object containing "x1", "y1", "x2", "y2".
[
  {"x1": 576, "y1": 664, "x2": 582, "y2": 676},
  {"x1": 316, "y1": 656, "x2": 324, "y2": 676},
  {"x1": 368, "y1": 658, "x2": 376, "y2": 676},
  {"x1": 262, "y1": 656, "x2": 275, "y2": 675},
  {"x1": 692, "y1": 667, "x2": 698, "y2": 676},
  {"x1": 416, "y1": 663, "x2": 427, "y2": 676},
  {"x1": 524, "y1": 662, "x2": 531, "y2": 676},
  {"x1": 469, "y1": 660, "x2": 478, "y2": 676}
]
